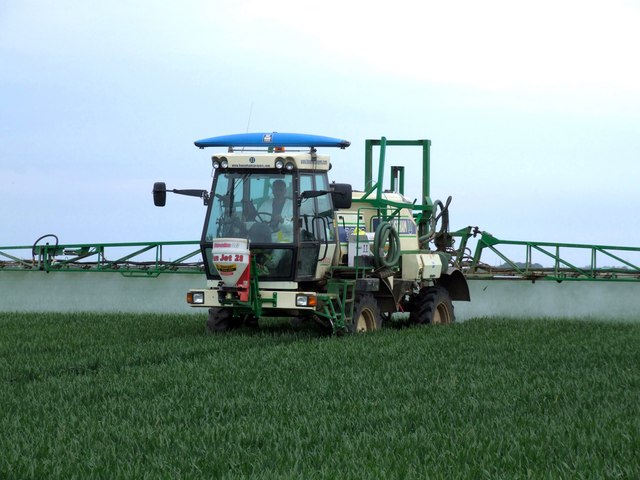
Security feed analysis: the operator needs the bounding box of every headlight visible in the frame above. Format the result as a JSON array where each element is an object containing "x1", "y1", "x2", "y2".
[
  {"x1": 212, "y1": 160, "x2": 220, "y2": 169},
  {"x1": 285, "y1": 161, "x2": 295, "y2": 171},
  {"x1": 295, "y1": 294, "x2": 317, "y2": 307},
  {"x1": 187, "y1": 291, "x2": 205, "y2": 304},
  {"x1": 220, "y1": 159, "x2": 229, "y2": 168},
  {"x1": 275, "y1": 158, "x2": 285, "y2": 169}
]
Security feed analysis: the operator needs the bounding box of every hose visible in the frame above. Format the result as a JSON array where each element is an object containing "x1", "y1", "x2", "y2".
[
  {"x1": 373, "y1": 221, "x2": 400, "y2": 268},
  {"x1": 32, "y1": 234, "x2": 59, "y2": 268},
  {"x1": 419, "y1": 196, "x2": 452, "y2": 250}
]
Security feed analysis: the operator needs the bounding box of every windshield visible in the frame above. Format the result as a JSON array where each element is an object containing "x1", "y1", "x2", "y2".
[
  {"x1": 204, "y1": 172, "x2": 294, "y2": 243},
  {"x1": 203, "y1": 171, "x2": 295, "y2": 279}
]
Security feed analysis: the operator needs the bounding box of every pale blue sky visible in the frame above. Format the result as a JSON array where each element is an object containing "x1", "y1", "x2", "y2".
[{"x1": 2, "y1": 0, "x2": 639, "y2": 258}]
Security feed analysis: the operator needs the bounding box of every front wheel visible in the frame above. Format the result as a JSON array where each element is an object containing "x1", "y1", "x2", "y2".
[
  {"x1": 408, "y1": 286, "x2": 454, "y2": 325},
  {"x1": 349, "y1": 293, "x2": 382, "y2": 333},
  {"x1": 206, "y1": 308, "x2": 241, "y2": 333}
]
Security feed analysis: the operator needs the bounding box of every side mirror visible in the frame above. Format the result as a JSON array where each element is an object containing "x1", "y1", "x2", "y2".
[
  {"x1": 153, "y1": 182, "x2": 167, "y2": 207},
  {"x1": 331, "y1": 183, "x2": 352, "y2": 209}
]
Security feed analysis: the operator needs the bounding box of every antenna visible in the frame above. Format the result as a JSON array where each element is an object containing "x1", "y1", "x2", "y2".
[
  {"x1": 245, "y1": 102, "x2": 254, "y2": 133},
  {"x1": 242, "y1": 102, "x2": 254, "y2": 152}
]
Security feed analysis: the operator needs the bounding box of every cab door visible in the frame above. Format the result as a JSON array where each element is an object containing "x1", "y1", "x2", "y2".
[{"x1": 296, "y1": 173, "x2": 337, "y2": 280}]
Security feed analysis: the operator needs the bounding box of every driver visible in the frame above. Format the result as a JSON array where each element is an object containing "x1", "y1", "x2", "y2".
[{"x1": 260, "y1": 179, "x2": 293, "y2": 242}]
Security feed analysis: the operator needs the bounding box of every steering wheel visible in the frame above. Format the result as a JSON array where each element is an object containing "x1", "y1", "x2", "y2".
[{"x1": 255, "y1": 211, "x2": 273, "y2": 223}]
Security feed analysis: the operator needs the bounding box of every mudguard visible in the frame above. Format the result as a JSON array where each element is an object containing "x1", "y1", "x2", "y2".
[{"x1": 436, "y1": 268, "x2": 471, "y2": 301}]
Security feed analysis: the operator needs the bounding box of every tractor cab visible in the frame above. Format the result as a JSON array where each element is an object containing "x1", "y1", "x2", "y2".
[
  {"x1": 155, "y1": 132, "x2": 352, "y2": 286},
  {"x1": 203, "y1": 161, "x2": 338, "y2": 283},
  {"x1": 199, "y1": 133, "x2": 353, "y2": 286}
]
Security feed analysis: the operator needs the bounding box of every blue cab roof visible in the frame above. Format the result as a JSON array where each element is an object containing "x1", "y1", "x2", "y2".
[{"x1": 194, "y1": 132, "x2": 351, "y2": 149}]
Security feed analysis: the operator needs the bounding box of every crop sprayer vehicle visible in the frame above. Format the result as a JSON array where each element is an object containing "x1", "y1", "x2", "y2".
[{"x1": 153, "y1": 132, "x2": 470, "y2": 334}]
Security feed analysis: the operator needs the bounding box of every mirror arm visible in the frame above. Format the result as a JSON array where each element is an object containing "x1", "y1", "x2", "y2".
[
  {"x1": 171, "y1": 189, "x2": 210, "y2": 206},
  {"x1": 298, "y1": 190, "x2": 330, "y2": 206}
]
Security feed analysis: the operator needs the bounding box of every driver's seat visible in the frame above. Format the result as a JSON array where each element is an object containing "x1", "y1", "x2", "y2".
[{"x1": 248, "y1": 223, "x2": 272, "y2": 243}]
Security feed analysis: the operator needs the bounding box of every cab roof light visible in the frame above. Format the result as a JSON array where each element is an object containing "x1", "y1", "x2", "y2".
[{"x1": 212, "y1": 156, "x2": 228, "y2": 169}]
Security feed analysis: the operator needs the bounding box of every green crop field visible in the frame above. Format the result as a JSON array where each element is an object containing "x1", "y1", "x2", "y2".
[{"x1": 1, "y1": 313, "x2": 639, "y2": 479}]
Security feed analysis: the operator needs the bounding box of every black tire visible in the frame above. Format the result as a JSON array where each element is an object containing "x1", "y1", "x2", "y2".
[
  {"x1": 206, "y1": 308, "x2": 240, "y2": 333},
  {"x1": 408, "y1": 286, "x2": 454, "y2": 325},
  {"x1": 243, "y1": 314, "x2": 259, "y2": 329},
  {"x1": 349, "y1": 293, "x2": 382, "y2": 333}
]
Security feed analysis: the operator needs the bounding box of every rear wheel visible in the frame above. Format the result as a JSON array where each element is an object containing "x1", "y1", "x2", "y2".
[
  {"x1": 408, "y1": 286, "x2": 454, "y2": 325},
  {"x1": 206, "y1": 308, "x2": 241, "y2": 332},
  {"x1": 350, "y1": 293, "x2": 382, "y2": 333}
]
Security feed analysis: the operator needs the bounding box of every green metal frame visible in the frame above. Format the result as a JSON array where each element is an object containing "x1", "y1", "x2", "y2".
[
  {"x1": 364, "y1": 138, "x2": 431, "y2": 202},
  {"x1": 6, "y1": 230, "x2": 637, "y2": 284},
  {"x1": 0, "y1": 240, "x2": 203, "y2": 277},
  {"x1": 315, "y1": 279, "x2": 355, "y2": 334},
  {"x1": 451, "y1": 229, "x2": 640, "y2": 282},
  {"x1": 363, "y1": 138, "x2": 437, "y2": 242}
]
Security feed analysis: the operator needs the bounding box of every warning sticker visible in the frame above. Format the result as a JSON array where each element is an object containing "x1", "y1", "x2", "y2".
[{"x1": 215, "y1": 263, "x2": 237, "y2": 275}]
